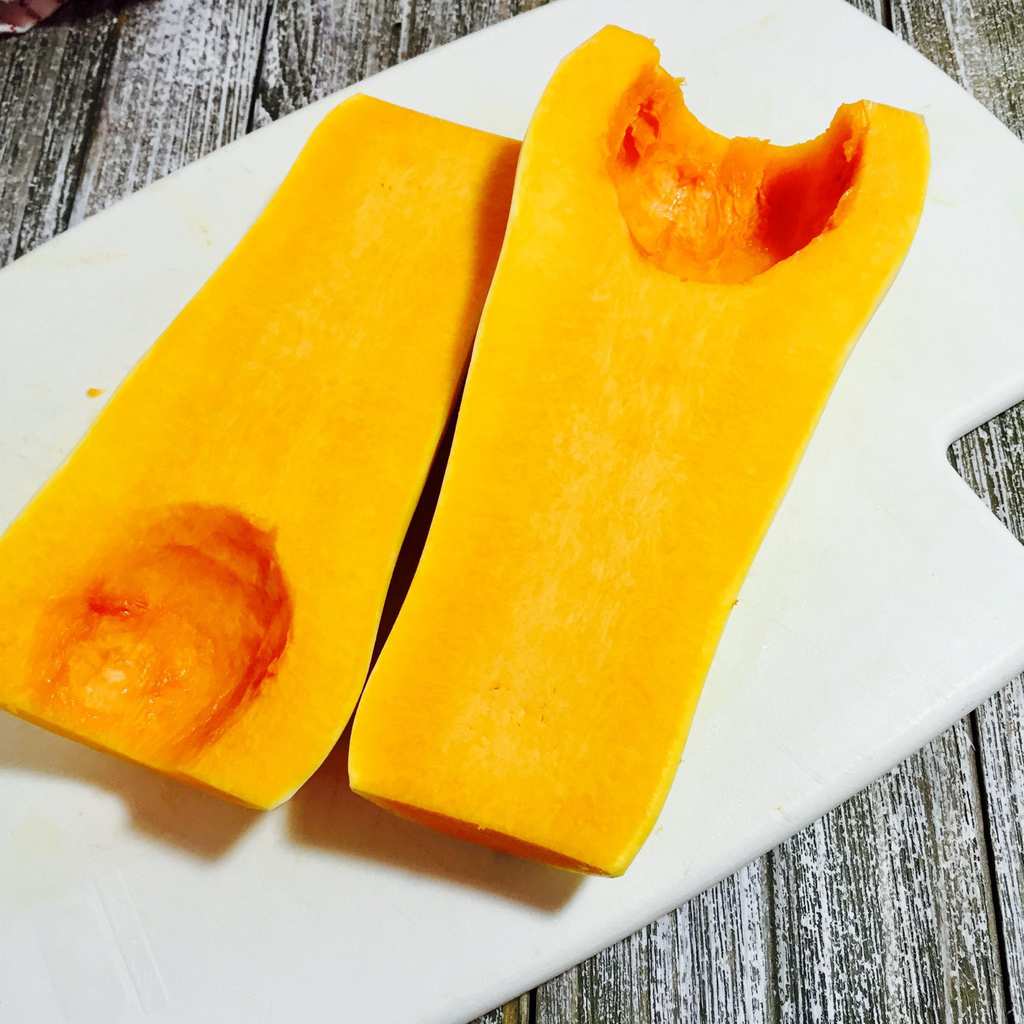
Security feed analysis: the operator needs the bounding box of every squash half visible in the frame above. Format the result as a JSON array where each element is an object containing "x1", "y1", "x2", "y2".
[
  {"x1": 349, "y1": 28, "x2": 929, "y2": 874},
  {"x1": 0, "y1": 96, "x2": 518, "y2": 807}
]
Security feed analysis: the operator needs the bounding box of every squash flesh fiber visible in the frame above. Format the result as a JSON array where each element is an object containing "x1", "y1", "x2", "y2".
[
  {"x1": 0, "y1": 96, "x2": 519, "y2": 807},
  {"x1": 349, "y1": 27, "x2": 930, "y2": 875}
]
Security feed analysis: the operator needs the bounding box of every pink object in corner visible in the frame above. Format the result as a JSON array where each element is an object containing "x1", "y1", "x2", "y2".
[{"x1": 0, "y1": 0, "x2": 65, "y2": 33}]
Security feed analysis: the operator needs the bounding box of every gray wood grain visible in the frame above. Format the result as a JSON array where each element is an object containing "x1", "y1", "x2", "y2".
[
  {"x1": 0, "y1": 0, "x2": 271, "y2": 268},
  {"x1": 847, "y1": 0, "x2": 891, "y2": 25},
  {"x1": 773, "y1": 728, "x2": 1003, "y2": 1023},
  {"x1": 0, "y1": 6, "x2": 116, "y2": 264},
  {"x1": 533, "y1": 736, "x2": 1002, "y2": 1024},
  {"x1": 255, "y1": 0, "x2": 549, "y2": 126},
  {"x1": 954, "y1": 421, "x2": 1024, "y2": 1021},
  {"x1": 535, "y1": 862, "x2": 775, "y2": 1024},
  {"x1": 892, "y1": 0, "x2": 1024, "y2": 134},
  {"x1": 69, "y1": 0, "x2": 271, "y2": 222}
]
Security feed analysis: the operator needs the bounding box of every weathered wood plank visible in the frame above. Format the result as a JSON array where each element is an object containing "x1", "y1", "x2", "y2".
[
  {"x1": 773, "y1": 726, "x2": 1003, "y2": 1023},
  {"x1": 887, "y1": 2, "x2": 1024, "y2": 1018},
  {"x1": 0, "y1": 7, "x2": 116, "y2": 264},
  {"x1": 534, "y1": 862, "x2": 774, "y2": 1024},
  {"x1": 669, "y1": 860, "x2": 775, "y2": 1024},
  {"x1": 476, "y1": 994, "x2": 531, "y2": 1024},
  {"x1": 891, "y1": 0, "x2": 1024, "y2": 136},
  {"x1": 0, "y1": 0, "x2": 272, "y2": 263},
  {"x1": 954, "y1": 416, "x2": 1024, "y2": 1021},
  {"x1": 256, "y1": 0, "x2": 549, "y2": 126},
  {"x1": 69, "y1": 0, "x2": 271, "y2": 223},
  {"x1": 846, "y1": 0, "x2": 889, "y2": 24}
]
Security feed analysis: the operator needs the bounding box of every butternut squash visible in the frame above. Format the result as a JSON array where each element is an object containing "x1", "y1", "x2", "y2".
[
  {"x1": 349, "y1": 27, "x2": 929, "y2": 875},
  {"x1": 0, "y1": 96, "x2": 518, "y2": 807}
]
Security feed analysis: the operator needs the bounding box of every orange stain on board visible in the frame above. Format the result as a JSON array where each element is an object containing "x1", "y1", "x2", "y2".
[
  {"x1": 31, "y1": 504, "x2": 292, "y2": 765},
  {"x1": 85, "y1": 387, "x2": 104, "y2": 398}
]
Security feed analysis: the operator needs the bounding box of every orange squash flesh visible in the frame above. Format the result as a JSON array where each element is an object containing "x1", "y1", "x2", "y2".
[
  {"x1": 349, "y1": 27, "x2": 929, "y2": 875},
  {"x1": 0, "y1": 96, "x2": 518, "y2": 808},
  {"x1": 611, "y1": 69, "x2": 867, "y2": 284}
]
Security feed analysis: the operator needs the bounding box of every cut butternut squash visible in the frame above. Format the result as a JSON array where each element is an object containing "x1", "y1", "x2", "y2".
[
  {"x1": 349, "y1": 27, "x2": 929, "y2": 875},
  {"x1": 0, "y1": 96, "x2": 518, "y2": 807}
]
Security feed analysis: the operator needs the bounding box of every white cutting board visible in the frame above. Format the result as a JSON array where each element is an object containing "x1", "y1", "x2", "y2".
[{"x1": 3, "y1": 1, "x2": 1024, "y2": 1021}]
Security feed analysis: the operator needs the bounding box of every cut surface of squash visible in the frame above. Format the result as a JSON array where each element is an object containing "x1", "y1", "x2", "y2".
[
  {"x1": 349, "y1": 27, "x2": 929, "y2": 875},
  {"x1": 0, "y1": 96, "x2": 518, "y2": 807}
]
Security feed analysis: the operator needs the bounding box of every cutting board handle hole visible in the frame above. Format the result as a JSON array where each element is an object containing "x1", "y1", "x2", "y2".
[{"x1": 947, "y1": 405, "x2": 1024, "y2": 545}]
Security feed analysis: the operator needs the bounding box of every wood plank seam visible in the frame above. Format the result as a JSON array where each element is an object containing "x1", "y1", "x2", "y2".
[
  {"x1": 246, "y1": 0, "x2": 277, "y2": 134},
  {"x1": 763, "y1": 846, "x2": 782, "y2": 1024},
  {"x1": 968, "y1": 708, "x2": 1015, "y2": 1019},
  {"x1": 881, "y1": 0, "x2": 895, "y2": 31}
]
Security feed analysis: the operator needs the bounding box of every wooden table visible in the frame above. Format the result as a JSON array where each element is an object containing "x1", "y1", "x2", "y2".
[{"x1": 2, "y1": 1, "x2": 1023, "y2": 1020}]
